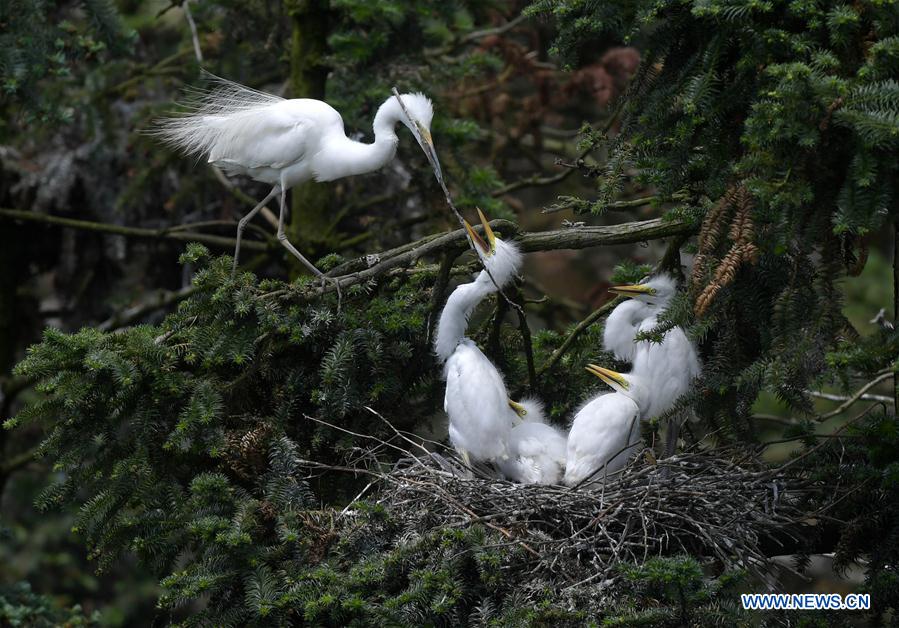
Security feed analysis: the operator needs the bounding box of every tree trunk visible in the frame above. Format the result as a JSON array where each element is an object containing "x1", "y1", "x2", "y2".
[{"x1": 287, "y1": 0, "x2": 333, "y2": 279}]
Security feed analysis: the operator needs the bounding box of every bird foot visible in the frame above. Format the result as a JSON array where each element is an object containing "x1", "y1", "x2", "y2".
[{"x1": 318, "y1": 274, "x2": 343, "y2": 311}]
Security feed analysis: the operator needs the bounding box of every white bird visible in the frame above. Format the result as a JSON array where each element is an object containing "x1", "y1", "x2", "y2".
[
  {"x1": 152, "y1": 73, "x2": 441, "y2": 278},
  {"x1": 563, "y1": 365, "x2": 651, "y2": 486},
  {"x1": 498, "y1": 397, "x2": 568, "y2": 485},
  {"x1": 434, "y1": 209, "x2": 522, "y2": 466},
  {"x1": 603, "y1": 274, "x2": 701, "y2": 419}
]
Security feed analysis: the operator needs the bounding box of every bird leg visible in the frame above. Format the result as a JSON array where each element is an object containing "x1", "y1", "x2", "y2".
[
  {"x1": 233, "y1": 186, "x2": 280, "y2": 275},
  {"x1": 275, "y1": 186, "x2": 343, "y2": 306},
  {"x1": 663, "y1": 416, "x2": 681, "y2": 459}
]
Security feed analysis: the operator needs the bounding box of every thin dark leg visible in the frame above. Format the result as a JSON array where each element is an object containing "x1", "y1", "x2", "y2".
[{"x1": 233, "y1": 186, "x2": 280, "y2": 275}]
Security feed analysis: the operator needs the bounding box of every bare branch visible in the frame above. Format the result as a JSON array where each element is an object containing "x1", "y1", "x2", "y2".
[
  {"x1": 0, "y1": 208, "x2": 270, "y2": 252},
  {"x1": 815, "y1": 372, "x2": 895, "y2": 422}
]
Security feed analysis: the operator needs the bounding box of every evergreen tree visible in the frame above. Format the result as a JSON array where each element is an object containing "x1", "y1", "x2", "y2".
[{"x1": 2, "y1": 0, "x2": 898, "y2": 624}]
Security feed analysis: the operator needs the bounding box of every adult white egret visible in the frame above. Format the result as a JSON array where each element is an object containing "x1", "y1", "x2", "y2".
[
  {"x1": 563, "y1": 365, "x2": 650, "y2": 486},
  {"x1": 434, "y1": 209, "x2": 522, "y2": 465},
  {"x1": 498, "y1": 397, "x2": 568, "y2": 485},
  {"x1": 152, "y1": 73, "x2": 441, "y2": 277},
  {"x1": 604, "y1": 274, "x2": 701, "y2": 419}
]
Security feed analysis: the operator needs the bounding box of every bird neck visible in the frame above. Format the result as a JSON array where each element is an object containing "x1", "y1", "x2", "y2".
[
  {"x1": 620, "y1": 376, "x2": 650, "y2": 409},
  {"x1": 314, "y1": 98, "x2": 402, "y2": 182},
  {"x1": 433, "y1": 279, "x2": 497, "y2": 363}
]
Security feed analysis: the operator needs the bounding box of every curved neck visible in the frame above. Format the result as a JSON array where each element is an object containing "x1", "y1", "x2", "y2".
[
  {"x1": 314, "y1": 97, "x2": 403, "y2": 182},
  {"x1": 433, "y1": 273, "x2": 497, "y2": 363}
]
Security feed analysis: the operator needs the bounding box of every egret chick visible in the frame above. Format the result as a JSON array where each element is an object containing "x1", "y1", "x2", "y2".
[
  {"x1": 435, "y1": 210, "x2": 522, "y2": 466},
  {"x1": 604, "y1": 274, "x2": 701, "y2": 419},
  {"x1": 563, "y1": 365, "x2": 650, "y2": 486},
  {"x1": 152, "y1": 73, "x2": 441, "y2": 277},
  {"x1": 603, "y1": 274, "x2": 678, "y2": 363},
  {"x1": 498, "y1": 398, "x2": 568, "y2": 485}
]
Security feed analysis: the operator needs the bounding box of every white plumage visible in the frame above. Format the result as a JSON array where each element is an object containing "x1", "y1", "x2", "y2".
[
  {"x1": 603, "y1": 274, "x2": 701, "y2": 419},
  {"x1": 497, "y1": 398, "x2": 568, "y2": 485},
  {"x1": 435, "y1": 212, "x2": 522, "y2": 465},
  {"x1": 152, "y1": 73, "x2": 439, "y2": 276},
  {"x1": 564, "y1": 366, "x2": 651, "y2": 486}
]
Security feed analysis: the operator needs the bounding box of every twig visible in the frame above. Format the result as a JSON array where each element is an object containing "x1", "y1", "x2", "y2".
[
  {"x1": 806, "y1": 389, "x2": 893, "y2": 405},
  {"x1": 0, "y1": 446, "x2": 40, "y2": 476},
  {"x1": 815, "y1": 372, "x2": 894, "y2": 422},
  {"x1": 492, "y1": 100, "x2": 627, "y2": 197},
  {"x1": 98, "y1": 286, "x2": 196, "y2": 332},
  {"x1": 542, "y1": 194, "x2": 664, "y2": 215},
  {"x1": 462, "y1": 14, "x2": 527, "y2": 43},
  {"x1": 537, "y1": 297, "x2": 622, "y2": 379},
  {"x1": 0, "y1": 208, "x2": 270, "y2": 252},
  {"x1": 513, "y1": 287, "x2": 537, "y2": 392},
  {"x1": 183, "y1": 0, "x2": 204, "y2": 63}
]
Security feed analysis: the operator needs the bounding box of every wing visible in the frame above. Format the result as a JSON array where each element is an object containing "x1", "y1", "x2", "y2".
[
  {"x1": 207, "y1": 99, "x2": 343, "y2": 171},
  {"x1": 565, "y1": 394, "x2": 640, "y2": 482},
  {"x1": 633, "y1": 326, "x2": 701, "y2": 417},
  {"x1": 443, "y1": 343, "x2": 512, "y2": 460}
]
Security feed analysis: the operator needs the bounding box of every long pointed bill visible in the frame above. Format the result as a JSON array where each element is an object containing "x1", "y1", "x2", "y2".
[
  {"x1": 391, "y1": 89, "x2": 444, "y2": 187},
  {"x1": 464, "y1": 219, "x2": 490, "y2": 256},
  {"x1": 608, "y1": 284, "x2": 656, "y2": 297},
  {"x1": 476, "y1": 207, "x2": 497, "y2": 254},
  {"x1": 585, "y1": 364, "x2": 630, "y2": 390},
  {"x1": 414, "y1": 122, "x2": 443, "y2": 184},
  {"x1": 508, "y1": 399, "x2": 528, "y2": 417}
]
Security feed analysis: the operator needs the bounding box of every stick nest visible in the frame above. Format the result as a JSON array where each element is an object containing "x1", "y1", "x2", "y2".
[
  {"x1": 375, "y1": 448, "x2": 811, "y2": 588},
  {"x1": 301, "y1": 413, "x2": 819, "y2": 590}
]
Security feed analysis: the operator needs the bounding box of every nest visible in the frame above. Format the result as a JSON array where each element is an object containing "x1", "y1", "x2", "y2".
[{"x1": 302, "y1": 412, "x2": 818, "y2": 589}]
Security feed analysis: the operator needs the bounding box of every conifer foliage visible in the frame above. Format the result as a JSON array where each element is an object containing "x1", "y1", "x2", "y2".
[
  {"x1": 3, "y1": 1, "x2": 899, "y2": 624},
  {"x1": 528, "y1": 0, "x2": 899, "y2": 433}
]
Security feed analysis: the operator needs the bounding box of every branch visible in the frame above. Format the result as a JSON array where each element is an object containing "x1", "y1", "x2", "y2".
[
  {"x1": 815, "y1": 372, "x2": 895, "y2": 422},
  {"x1": 513, "y1": 288, "x2": 537, "y2": 392},
  {"x1": 542, "y1": 194, "x2": 665, "y2": 215},
  {"x1": 806, "y1": 389, "x2": 893, "y2": 405},
  {"x1": 516, "y1": 217, "x2": 696, "y2": 253},
  {"x1": 0, "y1": 208, "x2": 270, "y2": 252},
  {"x1": 98, "y1": 286, "x2": 196, "y2": 332},
  {"x1": 0, "y1": 445, "x2": 39, "y2": 477},
  {"x1": 317, "y1": 217, "x2": 695, "y2": 297},
  {"x1": 537, "y1": 297, "x2": 622, "y2": 380}
]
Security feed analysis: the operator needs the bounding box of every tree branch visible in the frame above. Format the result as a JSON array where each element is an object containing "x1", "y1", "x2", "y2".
[
  {"x1": 516, "y1": 217, "x2": 696, "y2": 253},
  {"x1": 0, "y1": 445, "x2": 39, "y2": 477},
  {"x1": 264, "y1": 217, "x2": 689, "y2": 304},
  {"x1": 815, "y1": 372, "x2": 894, "y2": 422},
  {"x1": 0, "y1": 208, "x2": 271, "y2": 252},
  {"x1": 537, "y1": 297, "x2": 622, "y2": 380}
]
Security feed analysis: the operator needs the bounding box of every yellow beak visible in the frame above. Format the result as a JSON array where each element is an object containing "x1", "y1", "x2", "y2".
[
  {"x1": 608, "y1": 283, "x2": 656, "y2": 297},
  {"x1": 417, "y1": 123, "x2": 433, "y2": 147},
  {"x1": 464, "y1": 219, "x2": 490, "y2": 256},
  {"x1": 585, "y1": 364, "x2": 629, "y2": 390},
  {"x1": 508, "y1": 399, "x2": 527, "y2": 417},
  {"x1": 464, "y1": 208, "x2": 496, "y2": 257},
  {"x1": 476, "y1": 207, "x2": 497, "y2": 253}
]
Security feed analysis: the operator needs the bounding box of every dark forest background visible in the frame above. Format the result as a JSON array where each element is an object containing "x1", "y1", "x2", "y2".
[{"x1": 1, "y1": 1, "x2": 898, "y2": 625}]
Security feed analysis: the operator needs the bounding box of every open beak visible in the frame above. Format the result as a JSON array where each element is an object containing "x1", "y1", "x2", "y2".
[
  {"x1": 464, "y1": 207, "x2": 496, "y2": 257},
  {"x1": 585, "y1": 364, "x2": 630, "y2": 390},
  {"x1": 476, "y1": 207, "x2": 496, "y2": 253},
  {"x1": 608, "y1": 283, "x2": 656, "y2": 298},
  {"x1": 508, "y1": 399, "x2": 528, "y2": 417}
]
